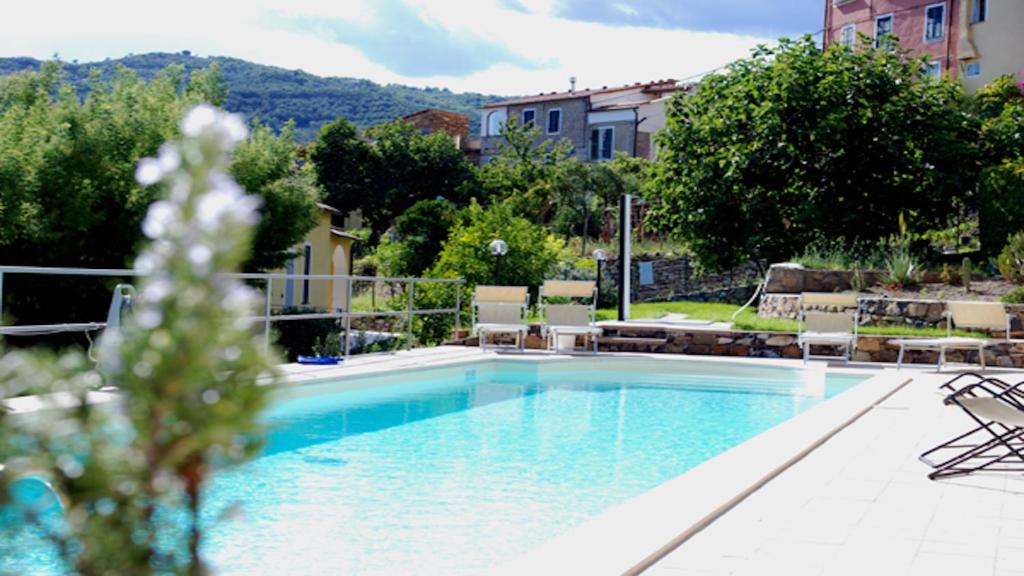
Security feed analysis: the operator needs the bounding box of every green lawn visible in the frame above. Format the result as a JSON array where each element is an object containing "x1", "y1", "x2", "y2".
[{"x1": 595, "y1": 300, "x2": 986, "y2": 338}]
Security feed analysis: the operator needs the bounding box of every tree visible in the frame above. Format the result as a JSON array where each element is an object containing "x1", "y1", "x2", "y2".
[
  {"x1": 648, "y1": 36, "x2": 977, "y2": 271},
  {"x1": 230, "y1": 121, "x2": 320, "y2": 271},
  {"x1": 0, "y1": 62, "x2": 317, "y2": 340},
  {"x1": 375, "y1": 198, "x2": 458, "y2": 277},
  {"x1": 414, "y1": 200, "x2": 565, "y2": 343},
  {"x1": 0, "y1": 106, "x2": 280, "y2": 574},
  {"x1": 976, "y1": 76, "x2": 1024, "y2": 255},
  {"x1": 311, "y1": 119, "x2": 477, "y2": 238}
]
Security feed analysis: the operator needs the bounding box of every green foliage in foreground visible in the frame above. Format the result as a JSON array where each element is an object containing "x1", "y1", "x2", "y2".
[
  {"x1": 649, "y1": 35, "x2": 977, "y2": 272},
  {"x1": 595, "y1": 301, "x2": 985, "y2": 338},
  {"x1": 0, "y1": 107, "x2": 281, "y2": 573}
]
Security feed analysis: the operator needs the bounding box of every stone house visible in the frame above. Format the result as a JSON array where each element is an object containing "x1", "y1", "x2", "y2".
[
  {"x1": 402, "y1": 108, "x2": 482, "y2": 165},
  {"x1": 478, "y1": 79, "x2": 692, "y2": 164}
]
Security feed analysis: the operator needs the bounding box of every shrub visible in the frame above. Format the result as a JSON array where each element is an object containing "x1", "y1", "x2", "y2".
[
  {"x1": 1003, "y1": 287, "x2": 1024, "y2": 304},
  {"x1": 884, "y1": 238, "x2": 921, "y2": 288},
  {"x1": 998, "y1": 232, "x2": 1024, "y2": 283}
]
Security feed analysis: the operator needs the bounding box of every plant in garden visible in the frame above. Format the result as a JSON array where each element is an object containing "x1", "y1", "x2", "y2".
[
  {"x1": 0, "y1": 105, "x2": 280, "y2": 574},
  {"x1": 1002, "y1": 287, "x2": 1024, "y2": 304},
  {"x1": 883, "y1": 237, "x2": 921, "y2": 288},
  {"x1": 961, "y1": 257, "x2": 973, "y2": 291},
  {"x1": 998, "y1": 232, "x2": 1024, "y2": 284}
]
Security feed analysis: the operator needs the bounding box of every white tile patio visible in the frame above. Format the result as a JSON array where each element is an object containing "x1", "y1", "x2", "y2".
[{"x1": 646, "y1": 370, "x2": 1024, "y2": 576}]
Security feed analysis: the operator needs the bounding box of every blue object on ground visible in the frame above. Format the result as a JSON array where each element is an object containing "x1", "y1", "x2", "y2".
[{"x1": 297, "y1": 356, "x2": 343, "y2": 365}]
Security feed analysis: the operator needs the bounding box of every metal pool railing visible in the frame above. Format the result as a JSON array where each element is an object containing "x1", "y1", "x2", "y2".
[{"x1": 0, "y1": 266, "x2": 464, "y2": 357}]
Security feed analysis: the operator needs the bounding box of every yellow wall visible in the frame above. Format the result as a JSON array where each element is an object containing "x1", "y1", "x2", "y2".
[
  {"x1": 959, "y1": 0, "x2": 1024, "y2": 93},
  {"x1": 268, "y1": 210, "x2": 354, "y2": 311}
]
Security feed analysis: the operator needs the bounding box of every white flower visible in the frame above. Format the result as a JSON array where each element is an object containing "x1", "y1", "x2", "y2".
[
  {"x1": 135, "y1": 158, "x2": 163, "y2": 186},
  {"x1": 182, "y1": 104, "x2": 218, "y2": 137},
  {"x1": 187, "y1": 244, "x2": 213, "y2": 275},
  {"x1": 156, "y1": 144, "x2": 181, "y2": 173},
  {"x1": 142, "y1": 201, "x2": 180, "y2": 239},
  {"x1": 220, "y1": 113, "x2": 249, "y2": 148}
]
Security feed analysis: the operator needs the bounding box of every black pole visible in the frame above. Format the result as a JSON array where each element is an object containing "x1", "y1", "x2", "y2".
[
  {"x1": 494, "y1": 254, "x2": 502, "y2": 285},
  {"x1": 618, "y1": 194, "x2": 631, "y2": 321},
  {"x1": 596, "y1": 264, "x2": 603, "y2": 308}
]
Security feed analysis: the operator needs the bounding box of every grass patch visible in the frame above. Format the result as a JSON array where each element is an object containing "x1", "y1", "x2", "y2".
[{"x1": 596, "y1": 300, "x2": 987, "y2": 338}]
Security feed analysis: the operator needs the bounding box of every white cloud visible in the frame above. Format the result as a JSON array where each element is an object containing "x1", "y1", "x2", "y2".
[{"x1": 0, "y1": 0, "x2": 770, "y2": 95}]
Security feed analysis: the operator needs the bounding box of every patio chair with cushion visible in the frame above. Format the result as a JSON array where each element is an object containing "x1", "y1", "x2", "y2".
[
  {"x1": 539, "y1": 280, "x2": 601, "y2": 353},
  {"x1": 890, "y1": 301, "x2": 1011, "y2": 370},
  {"x1": 919, "y1": 375, "x2": 1024, "y2": 480},
  {"x1": 472, "y1": 285, "x2": 530, "y2": 352},
  {"x1": 796, "y1": 292, "x2": 861, "y2": 364}
]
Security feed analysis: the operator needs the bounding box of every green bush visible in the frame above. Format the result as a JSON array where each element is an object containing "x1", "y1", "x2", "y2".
[
  {"x1": 1002, "y1": 287, "x2": 1024, "y2": 304},
  {"x1": 979, "y1": 161, "x2": 1024, "y2": 257},
  {"x1": 998, "y1": 232, "x2": 1024, "y2": 283}
]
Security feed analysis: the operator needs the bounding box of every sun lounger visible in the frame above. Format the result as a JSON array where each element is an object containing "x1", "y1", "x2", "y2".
[
  {"x1": 919, "y1": 375, "x2": 1024, "y2": 480},
  {"x1": 796, "y1": 293, "x2": 861, "y2": 363},
  {"x1": 539, "y1": 280, "x2": 601, "y2": 353},
  {"x1": 472, "y1": 285, "x2": 530, "y2": 352},
  {"x1": 890, "y1": 301, "x2": 1010, "y2": 370}
]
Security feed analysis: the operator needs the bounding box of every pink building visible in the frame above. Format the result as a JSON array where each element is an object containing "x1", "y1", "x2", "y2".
[
  {"x1": 824, "y1": 0, "x2": 1023, "y2": 91},
  {"x1": 824, "y1": 0, "x2": 961, "y2": 78}
]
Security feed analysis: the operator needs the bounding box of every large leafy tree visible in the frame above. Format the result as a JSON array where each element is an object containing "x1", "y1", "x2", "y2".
[
  {"x1": 975, "y1": 76, "x2": 1024, "y2": 255},
  {"x1": 0, "y1": 62, "x2": 318, "y2": 332},
  {"x1": 648, "y1": 36, "x2": 977, "y2": 271},
  {"x1": 311, "y1": 118, "x2": 477, "y2": 237}
]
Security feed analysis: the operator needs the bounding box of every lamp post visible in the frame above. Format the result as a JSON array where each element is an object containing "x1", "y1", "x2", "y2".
[
  {"x1": 489, "y1": 239, "x2": 508, "y2": 285},
  {"x1": 593, "y1": 248, "x2": 607, "y2": 307}
]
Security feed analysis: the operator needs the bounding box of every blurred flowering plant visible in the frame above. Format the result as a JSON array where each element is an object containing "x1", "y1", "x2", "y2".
[{"x1": 0, "y1": 105, "x2": 281, "y2": 574}]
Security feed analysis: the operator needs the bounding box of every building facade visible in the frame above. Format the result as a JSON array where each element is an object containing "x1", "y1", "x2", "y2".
[
  {"x1": 478, "y1": 80, "x2": 689, "y2": 164},
  {"x1": 268, "y1": 203, "x2": 357, "y2": 312},
  {"x1": 823, "y1": 0, "x2": 1024, "y2": 90}
]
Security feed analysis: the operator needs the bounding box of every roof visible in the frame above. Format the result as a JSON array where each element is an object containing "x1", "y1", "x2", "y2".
[
  {"x1": 317, "y1": 202, "x2": 344, "y2": 216},
  {"x1": 330, "y1": 227, "x2": 361, "y2": 241},
  {"x1": 481, "y1": 79, "x2": 682, "y2": 109},
  {"x1": 402, "y1": 108, "x2": 467, "y2": 121}
]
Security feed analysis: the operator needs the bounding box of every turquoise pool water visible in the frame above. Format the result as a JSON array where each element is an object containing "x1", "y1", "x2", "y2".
[{"x1": 2, "y1": 358, "x2": 865, "y2": 575}]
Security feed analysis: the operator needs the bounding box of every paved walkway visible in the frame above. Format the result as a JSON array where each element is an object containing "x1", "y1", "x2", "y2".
[{"x1": 646, "y1": 371, "x2": 1024, "y2": 576}]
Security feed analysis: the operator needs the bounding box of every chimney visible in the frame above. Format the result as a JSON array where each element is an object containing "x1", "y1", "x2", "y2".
[{"x1": 570, "y1": 76, "x2": 577, "y2": 93}]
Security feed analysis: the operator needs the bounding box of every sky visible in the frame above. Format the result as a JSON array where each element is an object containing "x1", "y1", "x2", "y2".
[{"x1": 0, "y1": 0, "x2": 823, "y2": 95}]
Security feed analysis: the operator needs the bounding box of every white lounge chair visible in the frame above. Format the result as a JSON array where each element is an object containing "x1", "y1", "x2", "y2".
[
  {"x1": 472, "y1": 285, "x2": 530, "y2": 352},
  {"x1": 539, "y1": 280, "x2": 601, "y2": 353},
  {"x1": 891, "y1": 301, "x2": 1011, "y2": 370},
  {"x1": 796, "y1": 292, "x2": 860, "y2": 363}
]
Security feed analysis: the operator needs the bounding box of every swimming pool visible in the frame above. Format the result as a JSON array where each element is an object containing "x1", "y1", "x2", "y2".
[{"x1": 2, "y1": 356, "x2": 867, "y2": 575}]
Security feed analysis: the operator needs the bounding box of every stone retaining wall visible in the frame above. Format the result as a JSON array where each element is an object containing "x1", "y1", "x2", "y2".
[
  {"x1": 600, "y1": 257, "x2": 761, "y2": 304},
  {"x1": 764, "y1": 263, "x2": 941, "y2": 294},
  {"x1": 758, "y1": 293, "x2": 1024, "y2": 333},
  {"x1": 454, "y1": 324, "x2": 1024, "y2": 368}
]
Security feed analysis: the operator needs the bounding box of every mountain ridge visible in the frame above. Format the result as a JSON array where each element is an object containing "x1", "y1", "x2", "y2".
[{"x1": 0, "y1": 52, "x2": 504, "y2": 141}]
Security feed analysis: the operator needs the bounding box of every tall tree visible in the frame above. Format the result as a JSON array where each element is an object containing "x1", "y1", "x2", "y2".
[{"x1": 648, "y1": 36, "x2": 976, "y2": 271}]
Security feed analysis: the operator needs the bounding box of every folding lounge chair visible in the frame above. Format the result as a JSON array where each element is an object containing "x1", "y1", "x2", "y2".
[
  {"x1": 891, "y1": 301, "x2": 1011, "y2": 370},
  {"x1": 796, "y1": 292, "x2": 860, "y2": 364},
  {"x1": 919, "y1": 375, "x2": 1024, "y2": 480},
  {"x1": 539, "y1": 280, "x2": 601, "y2": 353},
  {"x1": 472, "y1": 285, "x2": 530, "y2": 352}
]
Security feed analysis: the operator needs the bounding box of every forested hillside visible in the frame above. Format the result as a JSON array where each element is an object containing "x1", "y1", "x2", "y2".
[{"x1": 0, "y1": 52, "x2": 502, "y2": 141}]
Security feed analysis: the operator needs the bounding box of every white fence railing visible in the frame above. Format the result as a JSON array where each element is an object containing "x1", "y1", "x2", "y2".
[{"x1": 0, "y1": 266, "x2": 464, "y2": 357}]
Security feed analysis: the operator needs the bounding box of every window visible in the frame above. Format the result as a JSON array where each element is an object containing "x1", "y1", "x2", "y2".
[
  {"x1": 590, "y1": 127, "x2": 614, "y2": 161},
  {"x1": 302, "y1": 243, "x2": 312, "y2": 305},
  {"x1": 547, "y1": 109, "x2": 561, "y2": 134},
  {"x1": 487, "y1": 110, "x2": 506, "y2": 136},
  {"x1": 924, "y1": 60, "x2": 942, "y2": 79},
  {"x1": 840, "y1": 24, "x2": 856, "y2": 48},
  {"x1": 874, "y1": 14, "x2": 893, "y2": 47},
  {"x1": 971, "y1": 0, "x2": 987, "y2": 23},
  {"x1": 521, "y1": 108, "x2": 536, "y2": 128},
  {"x1": 965, "y1": 62, "x2": 982, "y2": 78},
  {"x1": 924, "y1": 3, "x2": 945, "y2": 42}
]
